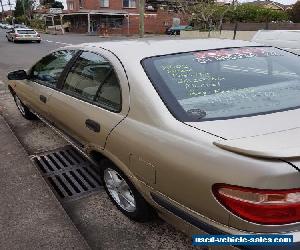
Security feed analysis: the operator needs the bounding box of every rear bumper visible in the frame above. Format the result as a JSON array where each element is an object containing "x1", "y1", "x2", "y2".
[
  {"x1": 151, "y1": 192, "x2": 300, "y2": 249},
  {"x1": 15, "y1": 37, "x2": 41, "y2": 41}
]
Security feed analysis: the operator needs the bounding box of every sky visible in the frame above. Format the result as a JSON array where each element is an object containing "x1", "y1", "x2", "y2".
[{"x1": 1, "y1": 0, "x2": 298, "y2": 11}]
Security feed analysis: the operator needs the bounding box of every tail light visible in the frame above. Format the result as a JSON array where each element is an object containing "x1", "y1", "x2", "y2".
[
  {"x1": 15, "y1": 33, "x2": 19, "y2": 37},
  {"x1": 212, "y1": 184, "x2": 300, "y2": 225},
  {"x1": 37, "y1": 33, "x2": 40, "y2": 37}
]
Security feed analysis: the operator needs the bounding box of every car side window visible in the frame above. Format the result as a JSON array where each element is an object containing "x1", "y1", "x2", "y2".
[
  {"x1": 62, "y1": 51, "x2": 121, "y2": 112},
  {"x1": 30, "y1": 50, "x2": 76, "y2": 87}
]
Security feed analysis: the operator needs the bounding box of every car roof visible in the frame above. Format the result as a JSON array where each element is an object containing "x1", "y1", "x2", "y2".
[{"x1": 76, "y1": 38, "x2": 262, "y2": 62}]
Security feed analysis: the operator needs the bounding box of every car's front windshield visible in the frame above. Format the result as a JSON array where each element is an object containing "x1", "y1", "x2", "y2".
[{"x1": 142, "y1": 47, "x2": 300, "y2": 121}]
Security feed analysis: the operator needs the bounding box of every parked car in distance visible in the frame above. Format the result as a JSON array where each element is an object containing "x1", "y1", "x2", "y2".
[
  {"x1": 6, "y1": 28, "x2": 41, "y2": 43},
  {"x1": 7, "y1": 39, "x2": 300, "y2": 249},
  {"x1": 1, "y1": 23, "x2": 13, "y2": 29},
  {"x1": 252, "y1": 30, "x2": 300, "y2": 55},
  {"x1": 165, "y1": 25, "x2": 193, "y2": 35}
]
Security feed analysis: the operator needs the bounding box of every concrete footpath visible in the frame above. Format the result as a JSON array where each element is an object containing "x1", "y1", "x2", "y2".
[{"x1": 0, "y1": 115, "x2": 90, "y2": 250}]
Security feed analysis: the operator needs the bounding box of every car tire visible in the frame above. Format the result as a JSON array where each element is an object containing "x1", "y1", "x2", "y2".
[
  {"x1": 13, "y1": 94, "x2": 36, "y2": 120},
  {"x1": 99, "y1": 160, "x2": 154, "y2": 222},
  {"x1": 37, "y1": 40, "x2": 41, "y2": 43}
]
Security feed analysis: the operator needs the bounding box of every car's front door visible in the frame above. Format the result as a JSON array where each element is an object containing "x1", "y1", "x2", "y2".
[
  {"x1": 15, "y1": 50, "x2": 77, "y2": 119},
  {"x1": 47, "y1": 50, "x2": 129, "y2": 149}
]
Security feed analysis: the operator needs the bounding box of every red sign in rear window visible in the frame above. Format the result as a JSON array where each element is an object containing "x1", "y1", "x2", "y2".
[{"x1": 193, "y1": 47, "x2": 282, "y2": 64}]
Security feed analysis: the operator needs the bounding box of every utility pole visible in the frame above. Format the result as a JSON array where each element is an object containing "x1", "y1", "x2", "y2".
[
  {"x1": 139, "y1": 0, "x2": 145, "y2": 38},
  {"x1": 232, "y1": 0, "x2": 238, "y2": 40},
  {"x1": 21, "y1": 0, "x2": 26, "y2": 16},
  {"x1": 0, "y1": 0, "x2": 4, "y2": 21}
]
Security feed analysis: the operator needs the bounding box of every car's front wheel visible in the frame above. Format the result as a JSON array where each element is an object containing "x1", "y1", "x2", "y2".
[
  {"x1": 100, "y1": 160, "x2": 154, "y2": 222},
  {"x1": 13, "y1": 95, "x2": 36, "y2": 120}
]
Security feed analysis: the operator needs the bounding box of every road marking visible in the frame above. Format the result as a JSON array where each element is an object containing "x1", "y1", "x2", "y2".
[{"x1": 45, "y1": 40, "x2": 72, "y2": 46}]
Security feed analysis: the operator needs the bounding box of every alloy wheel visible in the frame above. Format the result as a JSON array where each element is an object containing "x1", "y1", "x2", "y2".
[{"x1": 104, "y1": 168, "x2": 136, "y2": 213}]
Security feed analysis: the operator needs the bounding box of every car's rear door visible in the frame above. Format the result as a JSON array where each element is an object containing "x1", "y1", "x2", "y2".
[
  {"x1": 46, "y1": 49, "x2": 130, "y2": 149},
  {"x1": 14, "y1": 50, "x2": 77, "y2": 119}
]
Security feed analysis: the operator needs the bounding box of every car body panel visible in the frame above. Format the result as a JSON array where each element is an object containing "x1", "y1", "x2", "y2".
[
  {"x1": 188, "y1": 108, "x2": 300, "y2": 139},
  {"x1": 252, "y1": 30, "x2": 300, "y2": 55},
  {"x1": 10, "y1": 78, "x2": 54, "y2": 118},
  {"x1": 104, "y1": 111, "x2": 300, "y2": 233},
  {"x1": 214, "y1": 127, "x2": 300, "y2": 158},
  {"x1": 47, "y1": 91, "x2": 126, "y2": 149}
]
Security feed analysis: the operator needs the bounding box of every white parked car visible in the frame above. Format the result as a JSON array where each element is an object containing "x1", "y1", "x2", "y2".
[
  {"x1": 252, "y1": 30, "x2": 300, "y2": 55},
  {"x1": 6, "y1": 28, "x2": 41, "y2": 43}
]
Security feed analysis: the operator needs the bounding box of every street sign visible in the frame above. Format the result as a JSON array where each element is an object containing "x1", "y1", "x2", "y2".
[{"x1": 49, "y1": 8, "x2": 62, "y2": 14}]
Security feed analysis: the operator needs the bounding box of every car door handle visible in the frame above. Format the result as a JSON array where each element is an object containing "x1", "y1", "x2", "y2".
[
  {"x1": 40, "y1": 95, "x2": 47, "y2": 103},
  {"x1": 85, "y1": 119, "x2": 100, "y2": 133}
]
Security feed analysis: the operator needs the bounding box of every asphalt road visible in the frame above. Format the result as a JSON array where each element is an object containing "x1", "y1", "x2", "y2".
[{"x1": 0, "y1": 29, "x2": 214, "y2": 250}]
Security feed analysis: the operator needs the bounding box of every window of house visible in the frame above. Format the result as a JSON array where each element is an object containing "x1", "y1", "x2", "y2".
[
  {"x1": 79, "y1": 0, "x2": 83, "y2": 8},
  {"x1": 68, "y1": 2, "x2": 74, "y2": 10},
  {"x1": 100, "y1": 0, "x2": 109, "y2": 7},
  {"x1": 123, "y1": 0, "x2": 136, "y2": 8},
  {"x1": 30, "y1": 50, "x2": 76, "y2": 87},
  {"x1": 63, "y1": 51, "x2": 121, "y2": 112}
]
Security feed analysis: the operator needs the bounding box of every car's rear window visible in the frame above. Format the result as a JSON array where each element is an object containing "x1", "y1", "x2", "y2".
[
  {"x1": 17, "y1": 29, "x2": 36, "y2": 34},
  {"x1": 142, "y1": 47, "x2": 300, "y2": 121}
]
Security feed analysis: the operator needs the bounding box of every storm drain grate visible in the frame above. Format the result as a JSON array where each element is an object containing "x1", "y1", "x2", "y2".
[{"x1": 31, "y1": 146, "x2": 102, "y2": 202}]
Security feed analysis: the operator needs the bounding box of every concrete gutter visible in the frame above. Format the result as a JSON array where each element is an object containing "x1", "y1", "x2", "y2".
[{"x1": 0, "y1": 115, "x2": 90, "y2": 250}]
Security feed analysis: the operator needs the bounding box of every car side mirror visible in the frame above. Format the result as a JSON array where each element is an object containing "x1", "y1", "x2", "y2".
[{"x1": 7, "y1": 70, "x2": 28, "y2": 80}]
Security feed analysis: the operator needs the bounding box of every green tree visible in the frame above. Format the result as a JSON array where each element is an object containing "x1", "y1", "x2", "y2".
[
  {"x1": 14, "y1": 0, "x2": 36, "y2": 18},
  {"x1": 175, "y1": 0, "x2": 230, "y2": 30},
  {"x1": 228, "y1": 4, "x2": 259, "y2": 22},
  {"x1": 14, "y1": 0, "x2": 24, "y2": 17},
  {"x1": 289, "y1": 1, "x2": 300, "y2": 23},
  {"x1": 226, "y1": 3, "x2": 289, "y2": 23},
  {"x1": 256, "y1": 8, "x2": 288, "y2": 23}
]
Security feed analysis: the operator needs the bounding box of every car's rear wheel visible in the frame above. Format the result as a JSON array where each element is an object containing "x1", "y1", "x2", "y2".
[
  {"x1": 13, "y1": 95, "x2": 36, "y2": 120},
  {"x1": 100, "y1": 160, "x2": 154, "y2": 222}
]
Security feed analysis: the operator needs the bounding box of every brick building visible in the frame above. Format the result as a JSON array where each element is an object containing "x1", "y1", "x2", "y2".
[{"x1": 62, "y1": 0, "x2": 188, "y2": 35}]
